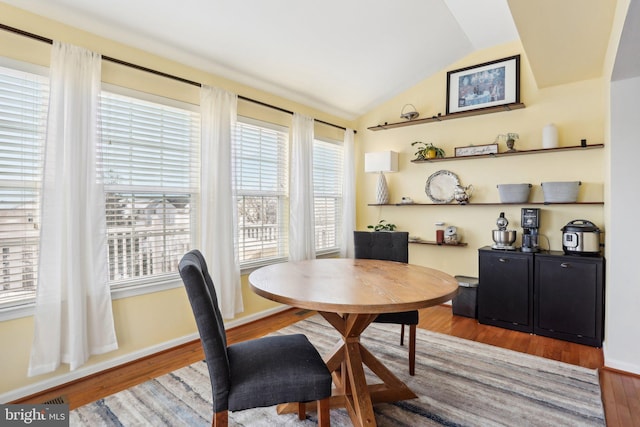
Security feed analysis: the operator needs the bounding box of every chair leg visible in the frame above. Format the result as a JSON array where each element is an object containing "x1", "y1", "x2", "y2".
[
  {"x1": 400, "y1": 324, "x2": 405, "y2": 346},
  {"x1": 409, "y1": 324, "x2": 416, "y2": 376},
  {"x1": 298, "y1": 402, "x2": 306, "y2": 420},
  {"x1": 213, "y1": 410, "x2": 228, "y2": 427},
  {"x1": 317, "y1": 397, "x2": 330, "y2": 427}
]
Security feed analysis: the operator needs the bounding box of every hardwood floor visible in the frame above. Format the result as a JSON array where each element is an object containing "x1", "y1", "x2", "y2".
[
  {"x1": 13, "y1": 305, "x2": 640, "y2": 426},
  {"x1": 417, "y1": 305, "x2": 605, "y2": 369}
]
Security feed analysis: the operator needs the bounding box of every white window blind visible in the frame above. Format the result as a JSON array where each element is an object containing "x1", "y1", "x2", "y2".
[
  {"x1": 0, "y1": 64, "x2": 48, "y2": 307},
  {"x1": 99, "y1": 90, "x2": 199, "y2": 286},
  {"x1": 233, "y1": 118, "x2": 288, "y2": 265},
  {"x1": 313, "y1": 138, "x2": 343, "y2": 252}
]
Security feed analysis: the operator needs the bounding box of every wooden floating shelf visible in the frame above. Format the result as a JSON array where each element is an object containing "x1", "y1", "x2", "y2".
[
  {"x1": 410, "y1": 240, "x2": 468, "y2": 247},
  {"x1": 367, "y1": 102, "x2": 526, "y2": 131},
  {"x1": 369, "y1": 202, "x2": 604, "y2": 207},
  {"x1": 410, "y1": 143, "x2": 604, "y2": 163}
]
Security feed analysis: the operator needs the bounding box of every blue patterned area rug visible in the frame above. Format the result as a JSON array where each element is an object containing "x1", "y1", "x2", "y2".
[{"x1": 71, "y1": 315, "x2": 606, "y2": 426}]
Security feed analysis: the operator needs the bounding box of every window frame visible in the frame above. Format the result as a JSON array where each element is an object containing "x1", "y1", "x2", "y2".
[
  {"x1": 313, "y1": 136, "x2": 344, "y2": 256},
  {"x1": 99, "y1": 84, "x2": 200, "y2": 301},
  {"x1": 233, "y1": 116, "x2": 290, "y2": 273},
  {"x1": 0, "y1": 58, "x2": 49, "y2": 320}
]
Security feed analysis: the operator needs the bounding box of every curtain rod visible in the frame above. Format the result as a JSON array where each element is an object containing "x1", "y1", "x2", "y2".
[{"x1": 0, "y1": 23, "x2": 354, "y2": 133}]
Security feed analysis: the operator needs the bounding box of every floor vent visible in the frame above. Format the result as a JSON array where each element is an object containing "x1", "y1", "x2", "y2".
[{"x1": 43, "y1": 395, "x2": 68, "y2": 405}]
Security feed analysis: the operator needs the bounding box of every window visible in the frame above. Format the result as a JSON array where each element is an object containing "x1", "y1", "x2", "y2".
[
  {"x1": 0, "y1": 62, "x2": 48, "y2": 308},
  {"x1": 313, "y1": 138, "x2": 343, "y2": 252},
  {"x1": 99, "y1": 89, "x2": 199, "y2": 288},
  {"x1": 233, "y1": 118, "x2": 288, "y2": 267}
]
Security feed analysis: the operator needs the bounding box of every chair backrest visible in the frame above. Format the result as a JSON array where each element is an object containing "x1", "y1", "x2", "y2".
[
  {"x1": 179, "y1": 249, "x2": 231, "y2": 412},
  {"x1": 353, "y1": 231, "x2": 409, "y2": 263}
]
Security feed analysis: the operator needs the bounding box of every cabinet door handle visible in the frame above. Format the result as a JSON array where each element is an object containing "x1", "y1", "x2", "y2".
[
  {"x1": 560, "y1": 262, "x2": 570, "y2": 268},
  {"x1": 499, "y1": 258, "x2": 508, "y2": 263}
]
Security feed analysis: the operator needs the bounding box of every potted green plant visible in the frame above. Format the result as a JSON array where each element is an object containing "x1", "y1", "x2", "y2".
[
  {"x1": 411, "y1": 141, "x2": 445, "y2": 160},
  {"x1": 367, "y1": 219, "x2": 397, "y2": 231}
]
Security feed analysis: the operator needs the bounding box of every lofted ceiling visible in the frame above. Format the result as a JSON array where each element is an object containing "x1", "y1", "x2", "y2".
[
  {"x1": 0, "y1": 0, "x2": 617, "y2": 120},
  {"x1": 509, "y1": 0, "x2": 617, "y2": 88}
]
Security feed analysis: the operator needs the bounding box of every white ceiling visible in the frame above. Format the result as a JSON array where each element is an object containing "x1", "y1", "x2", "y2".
[{"x1": 2, "y1": 0, "x2": 519, "y2": 120}]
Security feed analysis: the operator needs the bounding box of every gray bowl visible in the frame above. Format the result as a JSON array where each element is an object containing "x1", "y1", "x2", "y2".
[
  {"x1": 541, "y1": 181, "x2": 581, "y2": 203},
  {"x1": 497, "y1": 183, "x2": 532, "y2": 203}
]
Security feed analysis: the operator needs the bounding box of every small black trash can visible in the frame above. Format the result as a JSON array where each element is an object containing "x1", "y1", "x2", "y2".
[{"x1": 452, "y1": 275, "x2": 479, "y2": 318}]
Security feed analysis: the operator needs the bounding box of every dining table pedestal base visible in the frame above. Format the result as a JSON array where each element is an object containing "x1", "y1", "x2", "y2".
[{"x1": 277, "y1": 311, "x2": 418, "y2": 427}]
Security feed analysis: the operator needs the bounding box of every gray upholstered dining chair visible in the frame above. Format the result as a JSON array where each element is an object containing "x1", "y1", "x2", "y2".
[
  {"x1": 353, "y1": 231, "x2": 418, "y2": 376},
  {"x1": 179, "y1": 250, "x2": 332, "y2": 427}
]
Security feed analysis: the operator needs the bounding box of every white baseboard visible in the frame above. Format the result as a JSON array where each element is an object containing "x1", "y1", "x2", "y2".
[
  {"x1": 603, "y1": 355, "x2": 640, "y2": 375},
  {"x1": 601, "y1": 340, "x2": 640, "y2": 375},
  {"x1": 1, "y1": 305, "x2": 289, "y2": 404}
]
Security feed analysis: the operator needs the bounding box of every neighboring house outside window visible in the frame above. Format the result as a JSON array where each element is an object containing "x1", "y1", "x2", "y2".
[{"x1": 0, "y1": 61, "x2": 48, "y2": 311}]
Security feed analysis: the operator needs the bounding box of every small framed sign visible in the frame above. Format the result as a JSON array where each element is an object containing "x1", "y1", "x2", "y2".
[
  {"x1": 454, "y1": 143, "x2": 498, "y2": 157},
  {"x1": 446, "y1": 55, "x2": 520, "y2": 114}
]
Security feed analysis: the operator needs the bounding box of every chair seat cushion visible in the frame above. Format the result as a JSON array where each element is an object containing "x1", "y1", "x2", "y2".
[
  {"x1": 375, "y1": 310, "x2": 419, "y2": 325},
  {"x1": 227, "y1": 334, "x2": 332, "y2": 411}
]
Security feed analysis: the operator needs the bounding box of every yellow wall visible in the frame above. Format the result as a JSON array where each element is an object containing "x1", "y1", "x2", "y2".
[
  {"x1": 0, "y1": 3, "x2": 610, "y2": 398},
  {"x1": 0, "y1": 3, "x2": 349, "y2": 397},
  {"x1": 354, "y1": 41, "x2": 606, "y2": 277}
]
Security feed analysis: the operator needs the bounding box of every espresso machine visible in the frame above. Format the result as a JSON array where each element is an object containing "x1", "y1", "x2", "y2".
[{"x1": 521, "y1": 208, "x2": 540, "y2": 252}]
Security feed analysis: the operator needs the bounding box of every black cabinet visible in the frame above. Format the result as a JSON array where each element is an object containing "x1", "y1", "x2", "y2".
[
  {"x1": 534, "y1": 252, "x2": 604, "y2": 346},
  {"x1": 477, "y1": 248, "x2": 534, "y2": 333},
  {"x1": 477, "y1": 247, "x2": 605, "y2": 346}
]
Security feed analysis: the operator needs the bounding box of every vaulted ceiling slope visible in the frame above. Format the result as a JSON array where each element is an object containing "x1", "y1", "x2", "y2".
[
  {"x1": 0, "y1": 0, "x2": 617, "y2": 120},
  {"x1": 509, "y1": 0, "x2": 616, "y2": 88}
]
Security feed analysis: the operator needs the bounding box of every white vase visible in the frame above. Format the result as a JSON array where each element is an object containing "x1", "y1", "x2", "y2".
[
  {"x1": 375, "y1": 172, "x2": 389, "y2": 204},
  {"x1": 543, "y1": 123, "x2": 558, "y2": 149}
]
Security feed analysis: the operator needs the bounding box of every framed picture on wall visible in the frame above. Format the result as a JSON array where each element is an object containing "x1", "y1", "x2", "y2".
[{"x1": 446, "y1": 55, "x2": 520, "y2": 114}]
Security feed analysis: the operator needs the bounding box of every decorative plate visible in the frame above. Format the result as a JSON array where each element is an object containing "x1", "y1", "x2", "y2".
[{"x1": 425, "y1": 170, "x2": 460, "y2": 203}]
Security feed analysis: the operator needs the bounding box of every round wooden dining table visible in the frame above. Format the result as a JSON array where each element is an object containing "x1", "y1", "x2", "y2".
[{"x1": 249, "y1": 258, "x2": 459, "y2": 427}]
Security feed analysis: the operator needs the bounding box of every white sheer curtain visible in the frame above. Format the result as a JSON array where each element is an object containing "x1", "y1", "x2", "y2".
[
  {"x1": 29, "y1": 42, "x2": 117, "y2": 376},
  {"x1": 289, "y1": 113, "x2": 316, "y2": 261},
  {"x1": 200, "y1": 85, "x2": 243, "y2": 318},
  {"x1": 340, "y1": 129, "x2": 356, "y2": 258}
]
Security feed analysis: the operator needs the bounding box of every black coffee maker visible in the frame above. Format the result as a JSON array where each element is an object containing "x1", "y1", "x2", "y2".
[{"x1": 521, "y1": 208, "x2": 540, "y2": 253}]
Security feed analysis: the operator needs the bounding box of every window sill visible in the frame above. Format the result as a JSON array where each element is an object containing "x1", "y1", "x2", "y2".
[
  {"x1": 110, "y1": 275, "x2": 183, "y2": 300},
  {"x1": 0, "y1": 300, "x2": 36, "y2": 322},
  {"x1": 0, "y1": 276, "x2": 184, "y2": 321}
]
